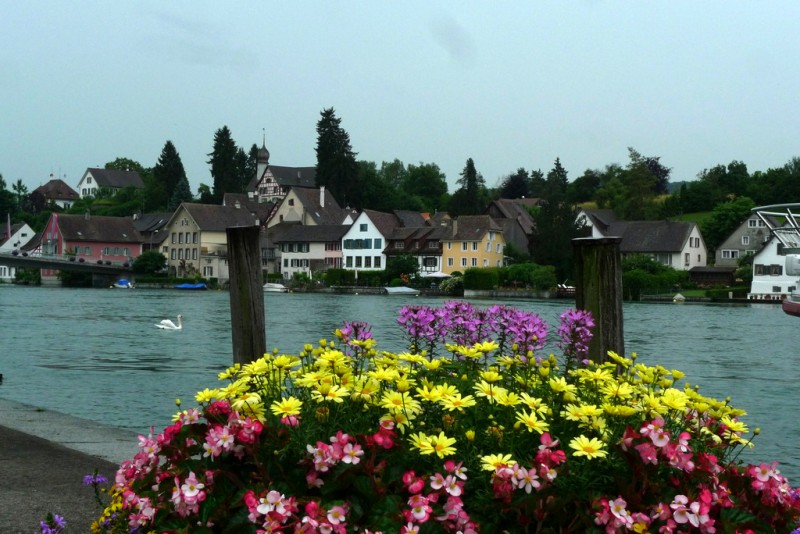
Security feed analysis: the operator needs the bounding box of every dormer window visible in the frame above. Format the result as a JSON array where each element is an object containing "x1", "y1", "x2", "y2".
[{"x1": 288, "y1": 199, "x2": 295, "y2": 206}]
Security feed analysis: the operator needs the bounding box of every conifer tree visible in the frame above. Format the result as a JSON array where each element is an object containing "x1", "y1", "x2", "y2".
[
  {"x1": 449, "y1": 158, "x2": 487, "y2": 215},
  {"x1": 208, "y1": 126, "x2": 238, "y2": 203},
  {"x1": 169, "y1": 175, "x2": 194, "y2": 210},
  {"x1": 315, "y1": 108, "x2": 359, "y2": 208},
  {"x1": 153, "y1": 141, "x2": 187, "y2": 209}
]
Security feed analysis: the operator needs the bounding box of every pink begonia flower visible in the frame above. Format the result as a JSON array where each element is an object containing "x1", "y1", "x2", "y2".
[
  {"x1": 444, "y1": 460, "x2": 468, "y2": 480},
  {"x1": 341, "y1": 442, "x2": 364, "y2": 464},
  {"x1": 429, "y1": 472, "x2": 446, "y2": 490},
  {"x1": 635, "y1": 442, "x2": 658, "y2": 465},
  {"x1": 180, "y1": 471, "x2": 204, "y2": 500},
  {"x1": 650, "y1": 428, "x2": 671, "y2": 448},
  {"x1": 444, "y1": 474, "x2": 464, "y2": 496},
  {"x1": 327, "y1": 503, "x2": 348, "y2": 525},
  {"x1": 400, "y1": 523, "x2": 420, "y2": 534},
  {"x1": 513, "y1": 466, "x2": 540, "y2": 494}
]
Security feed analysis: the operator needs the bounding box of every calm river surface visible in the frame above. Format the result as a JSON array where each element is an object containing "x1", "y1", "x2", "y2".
[{"x1": 1, "y1": 286, "x2": 798, "y2": 482}]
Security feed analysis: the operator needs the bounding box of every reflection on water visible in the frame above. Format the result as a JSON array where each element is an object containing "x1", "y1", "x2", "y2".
[{"x1": 1, "y1": 286, "x2": 798, "y2": 482}]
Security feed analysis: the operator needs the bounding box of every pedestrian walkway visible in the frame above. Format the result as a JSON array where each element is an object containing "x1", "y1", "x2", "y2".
[{"x1": 0, "y1": 399, "x2": 139, "y2": 533}]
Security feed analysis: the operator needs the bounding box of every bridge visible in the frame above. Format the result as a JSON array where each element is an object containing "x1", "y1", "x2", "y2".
[{"x1": 0, "y1": 251, "x2": 132, "y2": 286}]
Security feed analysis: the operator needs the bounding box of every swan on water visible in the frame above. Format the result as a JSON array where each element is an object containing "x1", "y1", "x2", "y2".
[{"x1": 156, "y1": 314, "x2": 183, "y2": 330}]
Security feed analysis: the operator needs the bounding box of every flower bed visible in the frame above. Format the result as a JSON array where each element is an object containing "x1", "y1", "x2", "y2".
[{"x1": 93, "y1": 302, "x2": 800, "y2": 532}]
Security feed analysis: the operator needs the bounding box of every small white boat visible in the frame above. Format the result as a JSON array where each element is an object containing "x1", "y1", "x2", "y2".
[
  {"x1": 112, "y1": 279, "x2": 134, "y2": 289},
  {"x1": 263, "y1": 282, "x2": 289, "y2": 293},
  {"x1": 673, "y1": 293, "x2": 686, "y2": 303},
  {"x1": 384, "y1": 286, "x2": 420, "y2": 295}
]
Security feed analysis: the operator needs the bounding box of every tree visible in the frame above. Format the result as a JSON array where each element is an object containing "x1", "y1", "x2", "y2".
[
  {"x1": 106, "y1": 157, "x2": 146, "y2": 174},
  {"x1": 197, "y1": 183, "x2": 214, "y2": 204},
  {"x1": 152, "y1": 141, "x2": 187, "y2": 210},
  {"x1": 700, "y1": 196, "x2": 756, "y2": 255},
  {"x1": 498, "y1": 168, "x2": 530, "y2": 199},
  {"x1": 567, "y1": 169, "x2": 602, "y2": 204},
  {"x1": 315, "y1": 108, "x2": 360, "y2": 208},
  {"x1": 403, "y1": 162, "x2": 448, "y2": 212},
  {"x1": 449, "y1": 158, "x2": 487, "y2": 216},
  {"x1": 132, "y1": 250, "x2": 168, "y2": 274},
  {"x1": 208, "y1": 126, "x2": 238, "y2": 203},
  {"x1": 0, "y1": 174, "x2": 15, "y2": 218},
  {"x1": 628, "y1": 148, "x2": 671, "y2": 195},
  {"x1": 530, "y1": 158, "x2": 581, "y2": 280},
  {"x1": 169, "y1": 175, "x2": 194, "y2": 210},
  {"x1": 386, "y1": 254, "x2": 420, "y2": 281},
  {"x1": 357, "y1": 160, "x2": 400, "y2": 212},
  {"x1": 11, "y1": 179, "x2": 28, "y2": 211}
]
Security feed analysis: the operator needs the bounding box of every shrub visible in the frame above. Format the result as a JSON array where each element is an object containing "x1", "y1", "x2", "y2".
[
  {"x1": 463, "y1": 268, "x2": 499, "y2": 290},
  {"x1": 93, "y1": 303, "x2": 800, "y2": 533}
]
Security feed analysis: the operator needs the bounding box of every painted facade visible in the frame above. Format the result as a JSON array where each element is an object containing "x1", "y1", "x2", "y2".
[{"x1": 440, "y1": 216, "x2": 505, "y2": 274}]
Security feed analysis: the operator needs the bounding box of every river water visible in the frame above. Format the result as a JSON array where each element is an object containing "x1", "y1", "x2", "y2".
[{"x1": 1, "y1": 286, "x2": 798, "y2": 483}]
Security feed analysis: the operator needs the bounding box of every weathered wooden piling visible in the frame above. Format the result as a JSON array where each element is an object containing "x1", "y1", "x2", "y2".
[
  {"x1": 226, "y1": 226, "x2": 266, "y2": 364},
  {"x1": 572, "y1": 237, "x2": 624, "y2": 363}
]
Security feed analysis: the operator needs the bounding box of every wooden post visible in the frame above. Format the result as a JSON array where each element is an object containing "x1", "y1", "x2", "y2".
[
  {"x1": 572, "y1": 237, "x2": 624, "y2": 363},
  {"x1": 227, "y1": 226, "x2": 266, "y2": 364}
]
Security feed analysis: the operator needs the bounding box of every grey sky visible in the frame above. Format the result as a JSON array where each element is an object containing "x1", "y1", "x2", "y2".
[{"x1": 2, "y1": 2, "x2": 799, "y2": 196}]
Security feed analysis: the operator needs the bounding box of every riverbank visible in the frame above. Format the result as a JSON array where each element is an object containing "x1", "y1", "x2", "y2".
[{"x1": 0, "y1": 399, "x2": 138, "y2": 533}]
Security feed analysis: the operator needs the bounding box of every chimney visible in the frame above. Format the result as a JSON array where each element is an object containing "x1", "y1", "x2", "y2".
[
  {"x1": 452, "y1": 219, "x2": 457, "y2": 236},
  {"x1": 320, "y1": 186, "x2": 325, "y2": 208}
]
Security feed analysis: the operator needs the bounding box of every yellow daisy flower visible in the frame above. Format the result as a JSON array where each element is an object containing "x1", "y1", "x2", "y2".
[
  {"x1": 569, "y1": 435, "x2": 608, "y2": 459},
  {"x1": 270, "y1": 396, "x2": 303, "y2": 417},
  {"x1": 480, "y1": 453, "x2": 516, "y2": 471},
  {"x1": 515, "y1": 409, "x2": 549, "y2": 434},
  {"x1": 440, "y1": 393, "x2": 477, "y2": 412}
]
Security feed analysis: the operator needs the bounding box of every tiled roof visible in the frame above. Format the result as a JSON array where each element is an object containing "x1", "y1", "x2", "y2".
[
  {"x1": 450, "y1": 215, "x2": 502, "y2": 240},
  {"x1": 362, "y1": 209, "x2": 401, "y2": 236},
  {"x1": 247, "y1": 165, "x2": 317, "y2": 192},
  {"x1": 290, "y1": 187, "x2": 348, "y2": 225},
  {"x1": 34, "y1": 179, "x2": 79, "y2": 200},
  {"x1": 85, "y1": 168, "x2": 145, "y2": 189},
  {"x1": 223, "y1": 193, "x2": 273, "y2": 223},
  {"x1": 57, "y1": 214, "x2": 142, "y2": 243},
  {"x1": 393, "y1": 210, "x2": 428, "y2": 227},
  {"x1": 180, "y1": 203, "x2": 258, "y2": 231},
  {"x1": 606, "y1": 220, "x2": 694, "y2": 253},
  {"x1": 273, "y1": 224, "x2": 349, "y2": 243}
]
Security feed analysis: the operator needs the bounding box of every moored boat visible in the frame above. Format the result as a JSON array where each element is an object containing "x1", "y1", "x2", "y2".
[
  {"x1": 175, "y1": 282, "x2": 208, "y2": 290},
  {"x1": 112, "y1": 279, "x2": 134, "y2": 288},
  {"x1": 782, "y1": 295, "x2": 800, "y2": 317},
  {"x1": 384, "y1": 286, "x2": 420, "y2": 295},
  {"x1": 263, "y1": 282, "x2": 288, "y2": 293}
]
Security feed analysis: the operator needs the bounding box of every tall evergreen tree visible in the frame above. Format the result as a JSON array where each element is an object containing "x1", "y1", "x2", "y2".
[
  {"x1": 208, "y1": 126, "x2": 238, "y2": 203},
  {"x1": 233, "y1": 147, "x2": 250, "y2": 194},
  {"x1": 530, "y1": 158, "x2": 581, "y2": 281},
  {"x1": 152, "y1": 141, "x2": 187, "y2": 210},
  {"x1": 315, "y1": 108, "x2": 360, "y2": 208},
  {"x1": 449, "y1": 158, "x2": 487, "y2": 215},
  {"x1": 169, "y1": 175, "x2": 194, "y2": 210},
  {"x1": 403, "y1": 163, "x2": 448, "y2": 212}
]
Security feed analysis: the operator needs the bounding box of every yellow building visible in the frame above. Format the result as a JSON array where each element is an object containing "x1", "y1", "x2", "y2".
[{"x1": 440, "y1": 215, "x2": 505, "y2": 274}]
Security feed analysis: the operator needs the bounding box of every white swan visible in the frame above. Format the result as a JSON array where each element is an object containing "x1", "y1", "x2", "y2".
[{"x1": 156, "y1": 314, "x2": 183, "y2": 330}]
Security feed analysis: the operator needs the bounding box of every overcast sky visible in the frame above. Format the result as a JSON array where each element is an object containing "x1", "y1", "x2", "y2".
[{"x1": 3, "y1": 1, "x2": 799, "y2": 197}]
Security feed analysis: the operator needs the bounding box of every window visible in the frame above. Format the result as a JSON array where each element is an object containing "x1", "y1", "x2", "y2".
[
  {"x1": 283, "y1": 258, "x2": 288, "y2": 267},
  {"x1": 483, "y1": 259, "x2": 489, "y2": 266},
  {"x1": 178, "y1": 249, "x2": 184, "y2": 260},
  {"x1": 203, "y1": 266, "x2": 213, "y2": 277},
  {"x1": 773, "y1": 286, "x2": 782, "y2": 293},
  {"x1": 355, "y1": 256, "x2": 362, "y2": 268},
  {"x1": 171, "y1": 249, "x2": 176, "y2": 260},
  {"x1": 489, "y1": 231, "x2": 495, "y2": 241},
  {"x1": 461, "y1": 258, "x2": 467, "y2": 267},
  {"x1": 448, "y1": 258, "x2": 454, "y2": 267},
  {"x1": 193, "y1": 232, "x2": 198, "y2": 244},
  {"x1": 360, "y1": 223, "x2": 368, "y2": 231},
  {"x1": 748, "y1": 219, "x2": 767, "y2": 228},
  {"x1": 288, "y1": 198, "x2": 295, "y2": 206},
  {"x1": 103, "y1": 247, "x2": 110, "y2": 255},
  {"x1": 755, "y1": 264, "x2": 765, "y2": 275},
  {"x1": 471, "y1": 258, "x2": 477, "y2": 267},
  {"x1": 462, "y1": 242, "x2": 468, "y2": 251},
  {"x1": 394, "y1": 241, "x2": 404, "y2": 249},
  {"x1": 364, "y1": 256, "x2": 372, "y2": 268},
  {"x1": 423, "y1": 257, "x2": 437, "y2": 267},
  {"x1": 721, "y1": 250, "x2": 740, "y2": 259},
  {"x1": 123, "y1": 248, "x2": 128, "y2": 256},
  {"x1": 364, "y1": 239, "x2": 372, "y2": 249},
  {"x1": 374, "y1": 238, "x2": 382, "y2": 249},
  {"x1": 447, "y1": 242, "x2": 451, "y2": 250},
  {"x1": 171, "y1": 232, "x2": 176, "y2": 244},
  {"x1": 87, "y1": 176, "x2": 92, "y2": 184},
  {"x1": 374, "y1": 256, "x2": 381, "y2": 268},
  {"x1": 84, "y1": 246, "x2": 91, "y2": 255},
  {"x1": 486, "y1": 242, "x2": 491, "y2": 252},
  {"x1": 114, "y1": 247, "x2": 120, "y2": 255},
  {"x1": 346, "y1": 256, "x2": 353, "y2": 268},
  {"x1": 185, "y1": 232, "x2": 190, "y2": 244},
  {"x1": 192, "y1": 249, "x2": 197, "y2": 260},
  {"x1": 472, "y1": 242, "x2": 478, "y2": 251},
  {"x1": 771, "y1": 264, "x2": 783, "y2": 275},
  {"x1": 741, "y1": 236, "x2": 750, "y2": 246},
  {"x1": 178, "y1": 233, "x2": 184, "y2": 244},
  {"x1": 684, "y1": 253, "x2": 690, "y2": 266},
  {"x1": 496, "y1": 243, "x2": 501, "y2": 253}
]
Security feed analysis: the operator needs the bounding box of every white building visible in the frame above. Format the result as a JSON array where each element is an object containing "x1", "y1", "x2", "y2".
[
  {"x1": 748, "y1": 235, "x2": 799, "y2": 299},
  {"x1": 0, "y1": 221, "x2": 36, "y2": 282}
]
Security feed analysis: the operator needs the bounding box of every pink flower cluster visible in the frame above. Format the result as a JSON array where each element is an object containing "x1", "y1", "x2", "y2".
[
  {"x1": 591, "y1": 417, "x2": 800, "y2": 532},
  {"x1": 401, "y1": 460, "x2": 477, "y2": 533},
  {"x1": 491, "y1": 433, "x2": 566, "y2": 504},
  {"x1": 305, "y1": 431, "x2": 365, "y2": 487}
]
